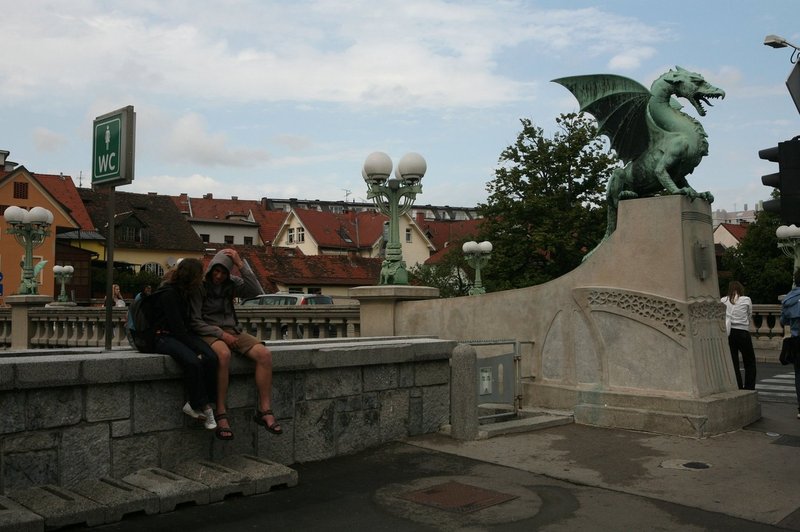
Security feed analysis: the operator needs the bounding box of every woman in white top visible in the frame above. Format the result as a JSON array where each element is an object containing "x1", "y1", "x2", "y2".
[
  {"x1": 111, "y1": 284, "x2": 126, "y2": 308},
  {"x1": 721, "y1": 281, "x2": 756, "y2": 389}
]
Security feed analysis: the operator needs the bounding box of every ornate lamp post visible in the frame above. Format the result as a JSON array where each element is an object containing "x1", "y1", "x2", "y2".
[
  {"x1": 362, "y1": 152, "x2": 426, "y2": 285},
  {"x1": 777, "y1": 224, "x2": 800, "y2": 286},
  {"x1": 53, "y1": 265, "x2": 75, "y2": 303},
  {"x1": 4, "y1": 205, "x2": 54, "y2": 295},
  {"x1": 462, "y1": 240, "x2": 492, "y2": 295}
]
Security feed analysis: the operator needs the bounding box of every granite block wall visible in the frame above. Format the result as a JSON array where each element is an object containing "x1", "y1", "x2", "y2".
[{"x1": 0, "y1": 337, "x2": 455, "y2": 494}]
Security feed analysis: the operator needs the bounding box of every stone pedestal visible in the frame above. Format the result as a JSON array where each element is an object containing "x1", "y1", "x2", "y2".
[
  {"x1": 389, "y1": 196, "x2": 761, "y2": 437},
  {"x1": 7, "y1": 294, "x2": 53, "y2": 349},
  {"x1": 349, "y1": 285, "x2": 439, "y2": 336}
]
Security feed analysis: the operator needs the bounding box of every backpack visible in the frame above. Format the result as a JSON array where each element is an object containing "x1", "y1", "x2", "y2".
[{"x1": 125, "y1": 286, "x2": 168, "y2": 353}]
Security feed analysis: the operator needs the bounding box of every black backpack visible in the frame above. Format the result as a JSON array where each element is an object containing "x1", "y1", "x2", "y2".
[{"x1": 126, "y1": 286, "x2": 169, "y2": 353}]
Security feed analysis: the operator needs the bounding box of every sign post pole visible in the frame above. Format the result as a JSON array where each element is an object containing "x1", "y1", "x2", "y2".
[{"x1": 92, "y1": 106, "x2": 135, "y2": 350}]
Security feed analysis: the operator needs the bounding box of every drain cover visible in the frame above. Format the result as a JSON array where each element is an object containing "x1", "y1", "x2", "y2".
[
  {"x1": 396, "y1": 480, "x2": 518, "y2": 514},
  {"x1": 660, "y1": 459, "x2": 712, "y2": 471},
  {"x1": 682, "y1": 461, "x2": 710, "y2": 469}
]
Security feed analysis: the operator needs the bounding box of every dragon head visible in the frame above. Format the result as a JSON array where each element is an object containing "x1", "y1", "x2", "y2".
[{"x1": 658, "y1": 66, "x2": 725, "y2": 117}]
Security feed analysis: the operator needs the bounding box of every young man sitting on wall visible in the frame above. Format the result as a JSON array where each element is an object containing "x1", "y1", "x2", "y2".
[{"x1": 189, "y1": 249, "x2": 283, "y2": 440}]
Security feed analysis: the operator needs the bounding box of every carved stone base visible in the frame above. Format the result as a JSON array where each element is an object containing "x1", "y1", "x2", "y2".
[{"x1": 394, "y1": 195, "x2": 760, "y2": 436}]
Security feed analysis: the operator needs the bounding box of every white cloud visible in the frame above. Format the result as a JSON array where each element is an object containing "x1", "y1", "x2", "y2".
[
  {"x1": 125, "y1": 173, "x2": 221, "y2": 196},
  {"x1": 608, "y1": 47, "x2": 656, "y2": 70},
  {"x1": 0, "y1": 1, "x2": 669, "y2": 110},
  {"x1": 161, "y1": 113, "x2": 270, "y2": 167},
  {"x1": 32, "y1": 127, "x2": 68, "y2": 153}
]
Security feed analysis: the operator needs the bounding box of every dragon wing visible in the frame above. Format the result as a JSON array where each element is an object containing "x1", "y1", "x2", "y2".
[{"x1": 552, "y1": 74, "x2": 651, "y2": 163}]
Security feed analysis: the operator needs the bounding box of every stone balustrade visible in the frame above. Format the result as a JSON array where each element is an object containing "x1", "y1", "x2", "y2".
[
  {"x1": 750, "y1": 304, "x2": 784, "y2": 338},
  {"x1": 0, "y1": 305, "x2": 361, "y2": 350}
]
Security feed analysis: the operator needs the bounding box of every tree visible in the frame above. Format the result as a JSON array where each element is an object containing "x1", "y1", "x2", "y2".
[
  {"x1": 409, "y1": 241, "x2": 474, "y2": 297},
  {"x1": 478, "y1": 113, "x2": 618, "y2": 290},
  {"x1": 721, "y1": 208, "x2": 793, "y2": 304}
]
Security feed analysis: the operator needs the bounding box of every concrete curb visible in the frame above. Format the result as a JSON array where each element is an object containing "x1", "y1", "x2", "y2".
[{"x1": 0, "y1": 456, "x2": 298, "y2": 530}]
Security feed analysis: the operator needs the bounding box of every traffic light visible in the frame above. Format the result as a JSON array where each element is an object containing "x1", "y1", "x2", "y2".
[{"x1": 760, "y1": 136, "x2": 800, "y2": 224}]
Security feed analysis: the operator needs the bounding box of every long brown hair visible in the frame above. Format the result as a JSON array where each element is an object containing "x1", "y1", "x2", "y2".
[
  {"x1": 164, "y1": 258, "x2": 204, "y2": 298},
  {"x1": 727, "y1": 281, "x2": 744, "y2": 303}
]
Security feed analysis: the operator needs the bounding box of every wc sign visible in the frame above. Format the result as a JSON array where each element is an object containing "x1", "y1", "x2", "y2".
[{"x1": 92, "y1": 105, "x2": 136, "y2": 186}]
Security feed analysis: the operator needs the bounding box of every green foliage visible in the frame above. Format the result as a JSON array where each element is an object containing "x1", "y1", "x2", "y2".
[
  {"x1": 721, "y1": 209, "x2": 793, "y2": 304},
  {"x1": 478, "y1": 113, "x2": 618, "y2": 290},
  {"x1": 409, "y1": 243, "x2": 473, "y2": 298},
  {"x1": 91, "y1": 265, "x2": 163, "y2": 299}
]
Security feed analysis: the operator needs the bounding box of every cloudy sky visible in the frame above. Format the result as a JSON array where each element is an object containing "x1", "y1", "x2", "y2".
[{"x1": 2, "y1": 0, "x2": 799, "y2": 213}]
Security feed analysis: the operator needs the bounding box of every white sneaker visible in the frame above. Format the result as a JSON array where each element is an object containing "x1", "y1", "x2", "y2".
[
  {"x1": 203, "y1": 408, "x2": 217, "y2": 430},
  {"x1": 182, "y1": 402, "x2": 205, "y2": 420}
]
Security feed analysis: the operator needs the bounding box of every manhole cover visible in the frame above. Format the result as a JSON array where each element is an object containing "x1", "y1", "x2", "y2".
[
  {"x1": 659, "y1": 459, "x2": 712, "y2": 471},
  {"x1": 396, "y1": 480, "x2": 518, "y2": 514},
  {"x1": 682, "y1": 461, "x2": 710, "y2": 469}
]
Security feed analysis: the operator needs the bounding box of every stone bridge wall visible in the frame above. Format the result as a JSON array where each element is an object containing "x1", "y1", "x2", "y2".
[{"x1": 0, "y1": 337, "x2": 454, "y2": 494}]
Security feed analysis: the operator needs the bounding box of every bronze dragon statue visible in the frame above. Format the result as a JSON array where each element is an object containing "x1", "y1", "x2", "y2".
[{"x1": 554, "y1": 66, "x2": 725, "y2": 240}]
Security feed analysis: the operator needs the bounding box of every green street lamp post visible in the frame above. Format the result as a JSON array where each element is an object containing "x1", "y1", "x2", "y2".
[
  {"x1": 462, "y1": 240, "x2": 492, "y2": 295},
  {"x1": 4, "y1": 206, "x2": 53, "y2": 295},
  {"x1": 362, "y1": 152, "x2": 426, "y2": 285},
  {"x1": 777, "y1": 224, "x2": 800, "y2": 287},
  {"x1": 53, "y1": 265, "x2": 75, "y2": 303}
]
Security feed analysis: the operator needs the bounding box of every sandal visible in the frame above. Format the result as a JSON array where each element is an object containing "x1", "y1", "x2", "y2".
[
  {"x1": 254, "y1": 409, "x2": 283, "y2": 435},
  {"x1": 215, "y1": 413, "x2": 234, "y2": 441}
]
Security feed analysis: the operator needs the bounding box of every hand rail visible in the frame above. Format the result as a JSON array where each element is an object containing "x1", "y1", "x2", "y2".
[{"x1": 0, "y1": 305, "x2": 361, "y2": 350}]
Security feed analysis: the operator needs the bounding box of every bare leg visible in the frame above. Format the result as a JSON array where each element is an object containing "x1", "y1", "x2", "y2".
[
  {"x1": 244, "y1": 343, "x2": 280, "y2": 431},
  {"x1": 210, "y1": 340, "x2": 233, "y2": 432}
]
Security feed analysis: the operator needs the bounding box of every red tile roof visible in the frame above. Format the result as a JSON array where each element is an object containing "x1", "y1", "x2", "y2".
[
  {"x1": 293, "y1": 208, "x2": 386, "y2": 250},
  {"x1": 0, "y1": 170, "x2": 94, "y2": 229},
  {"x1": 417, "y1": 216, "x2": 483, "y2": 252},
  {"x1": 202, "y1": 245, "x2": 381, "y2": 289},
  {"x1": 719, "y1": 222, "x2": 749, "y2": 242},
  {"x1": 170, "y1": 194, "x2": 288, "y2": 244}
]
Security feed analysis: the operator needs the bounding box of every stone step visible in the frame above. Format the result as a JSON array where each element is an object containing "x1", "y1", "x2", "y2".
[
  {"x1": 1, "y1": 455, "x2": 297, "y2": 531},
  {"x1": 478, "y1": 410, "x2": 574, "y2": 439}
]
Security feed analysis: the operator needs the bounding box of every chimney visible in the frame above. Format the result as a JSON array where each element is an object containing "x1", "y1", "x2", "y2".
[
  {"x1": 231, "y1": 196, "x2": 238, "y2": 201},
  {"x1": 203, "y1": 193, "x2": 213, "y2": 199},
  {"x1": 0, "y1": 150, "x2": 17, "y2": 171}
]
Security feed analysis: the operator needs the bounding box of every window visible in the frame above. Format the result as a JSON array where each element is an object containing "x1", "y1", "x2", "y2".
[
  {"x1": 200, "y1": 234, "x2": 210, "y2": 243},
  {"x1": 120, "y1": 225, "x2": 148, "y2": 243},
  {"x1": 142, "y1": 262, "x2": 164, "y2": 277},
  {"x1": 13, "y1": 182, "x2": 28, "y2": 199},
  {"x1": 405, "y1": 228, "x2": 412, "y2": 243},
  {"x1": 244, "y1": 236, "x2": 253, "y2": 245},
  {"x1": 297, "y1": 227, "x2": 305, "y2": 243},
  {"x1": 287, "y1": 228, "x2": 295, "y2": 244},
  {"x1": 224, "y1": 235, "x2": 234, "y2": 244}
]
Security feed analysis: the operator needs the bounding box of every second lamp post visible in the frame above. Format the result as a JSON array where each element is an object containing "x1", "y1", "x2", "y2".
[{"x1": 462, "y1": 240, "x2": 492, "y2": 295}]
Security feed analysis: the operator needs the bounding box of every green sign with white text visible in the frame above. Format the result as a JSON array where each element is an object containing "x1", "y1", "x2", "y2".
[{"x1": 92, "y1": 106, "x2": 135, "y2": 186}]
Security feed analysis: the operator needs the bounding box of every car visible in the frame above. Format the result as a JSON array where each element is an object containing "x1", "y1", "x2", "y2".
[{"x1": 240, "y1": 293, "x2": 334, "y2": 306}]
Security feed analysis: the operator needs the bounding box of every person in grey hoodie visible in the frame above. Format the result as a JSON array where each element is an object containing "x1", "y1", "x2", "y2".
[{"x1": 189, "y1": 249, "x2": 282, "y2": 439}]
